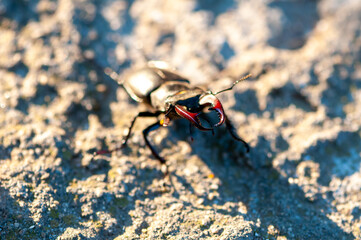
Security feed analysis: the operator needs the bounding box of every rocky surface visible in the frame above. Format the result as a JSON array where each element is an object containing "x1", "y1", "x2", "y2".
[{"x1": 1, "y1": 0, "x2": 361, "y2": 239}]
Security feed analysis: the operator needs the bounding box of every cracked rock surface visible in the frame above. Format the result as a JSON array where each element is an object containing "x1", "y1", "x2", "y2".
[{"x1": 1, "y1": 0, "x2": 361, "y2": 239}]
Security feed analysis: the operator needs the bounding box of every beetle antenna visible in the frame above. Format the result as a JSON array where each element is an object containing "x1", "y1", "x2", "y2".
[
  {"x1": 104, "y1": 67, "x2": 123, "y2": 85},
  {"x1": 214, "y1": 74, "x2": 251, "y2": 95}
]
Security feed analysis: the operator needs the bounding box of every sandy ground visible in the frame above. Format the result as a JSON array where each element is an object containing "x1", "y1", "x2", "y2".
[{"x1": 1, "y1": 0, "x2": 361, "y2": 239}]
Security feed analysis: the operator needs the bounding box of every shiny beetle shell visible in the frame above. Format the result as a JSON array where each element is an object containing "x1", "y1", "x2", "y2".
[
  {"x1": 92, "y1": 61, "x2": 251, "y2": 165},
  {"x1": 122, "y1": 63, "x2": 189, "y2": 104}
]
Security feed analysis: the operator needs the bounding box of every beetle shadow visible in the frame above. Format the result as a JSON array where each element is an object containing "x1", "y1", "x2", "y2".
[
  {"x1": 160, "y1": 114, "x2": 355, "y2": 238},
  {"x1": 180, "y1": 131, "x2": 355, "y2": 239}
]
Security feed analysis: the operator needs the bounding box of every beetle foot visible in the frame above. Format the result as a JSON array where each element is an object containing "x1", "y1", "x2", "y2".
[
  {"x1": 160, "y1": 116, "x2": 170, "y2": 127},
  {"x1": 161, "y1": 163, "x2": 169, "y2": 176}
]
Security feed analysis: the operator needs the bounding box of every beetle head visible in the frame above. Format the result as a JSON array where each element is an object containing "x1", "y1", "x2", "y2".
[
  {"x1": 173, "y1": 92, "x2": 225, "y2": 131},
  {"x1": 169, "y1": 74, "x2": 251, "y2": 131}
]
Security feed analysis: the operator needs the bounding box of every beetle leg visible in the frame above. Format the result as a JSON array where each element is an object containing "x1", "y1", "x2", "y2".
[
  {"x1": 143, "y1": 122, "x2": 166, "y2": 164},
  {"x1": 93, "y1": 111, "x2": 161, "y2": 157},
  {"x1": 122, "y1": 111, "x2": 162, "y2": 147},
  {"x1": 224, "y1": 114, "x2": 250, "y2": 153}
]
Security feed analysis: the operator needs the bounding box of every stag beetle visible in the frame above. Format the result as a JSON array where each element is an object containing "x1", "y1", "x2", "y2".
[{"x1": 94, "y1": 61, "x2": 250, "y2": 164}]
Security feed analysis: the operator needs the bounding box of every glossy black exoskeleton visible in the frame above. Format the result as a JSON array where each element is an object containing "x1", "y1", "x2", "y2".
[{"x1": 94, "y1": 61, "x2": 250, "y2": 164}]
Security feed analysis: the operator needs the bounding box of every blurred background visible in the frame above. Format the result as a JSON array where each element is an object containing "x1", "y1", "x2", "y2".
[{"x1": 0, "y1": 0, "x2": 361, "y2": 239}]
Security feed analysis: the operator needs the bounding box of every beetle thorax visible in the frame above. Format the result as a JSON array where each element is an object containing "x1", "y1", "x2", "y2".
[{"x1": 150, "y1": 82, "x2": 204, "y2": 112}]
